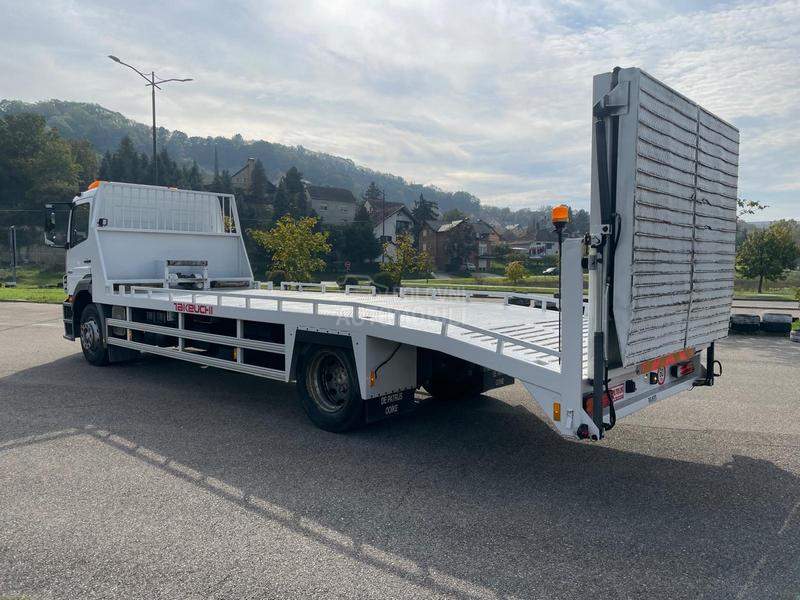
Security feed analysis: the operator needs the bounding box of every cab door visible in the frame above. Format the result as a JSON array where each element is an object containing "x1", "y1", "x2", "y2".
[{"x1": 65, "y1": 200, "x2": 93, "y2": 295}]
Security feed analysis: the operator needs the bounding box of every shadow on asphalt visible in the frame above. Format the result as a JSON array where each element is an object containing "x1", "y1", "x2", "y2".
[
  {"x1": 725, "y1": 332, "x2": 800, "y2": 368},
  {"x1": 3, "y1": 351, "x2": 799, "y2": 599}
]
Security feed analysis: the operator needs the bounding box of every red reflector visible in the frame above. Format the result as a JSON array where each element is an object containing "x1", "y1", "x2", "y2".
[
  {"x1": 584, "y1": 383, "x2": 624, "y2": 414},
  {"x1": 671, "y1": 362, "x2": 695, "y2": 378}
]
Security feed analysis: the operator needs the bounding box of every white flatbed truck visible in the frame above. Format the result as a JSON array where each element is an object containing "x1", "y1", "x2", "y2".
[{"x1": 45, "y1": 67, "x2": 738, "y2": 440}]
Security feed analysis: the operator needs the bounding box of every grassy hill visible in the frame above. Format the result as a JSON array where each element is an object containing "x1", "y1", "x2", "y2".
[{"x1": 0, "y1": 99, "x2": 481, "y2": 214}]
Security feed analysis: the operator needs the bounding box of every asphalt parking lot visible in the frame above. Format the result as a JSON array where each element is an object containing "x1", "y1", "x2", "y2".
[{"x1": 1, "y1": 302, "x2": 798, "y2": 599}]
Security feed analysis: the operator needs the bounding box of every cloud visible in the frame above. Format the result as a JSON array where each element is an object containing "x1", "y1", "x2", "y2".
[{"x1": 0, "y1": 0, "x2": 797, "y2": 218}]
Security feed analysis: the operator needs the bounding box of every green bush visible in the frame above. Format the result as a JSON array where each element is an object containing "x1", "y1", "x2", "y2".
[
  {"x1": 266, "y1": 270, "x2": 286, "y2": 285},
  {"x1": 371, "y1": 271, "x2": 395, "y2": 293},
  {"x1": 336, "y1": 274, "x2": 361, "y2": 287},
  {"x1": 505, "y1": 261, "x2": 528, "y2": 284}
]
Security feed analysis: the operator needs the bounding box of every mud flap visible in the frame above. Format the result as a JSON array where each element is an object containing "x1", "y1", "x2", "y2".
[{"x1": 364, "y1": 388, "x2": 417, "y2": 423}]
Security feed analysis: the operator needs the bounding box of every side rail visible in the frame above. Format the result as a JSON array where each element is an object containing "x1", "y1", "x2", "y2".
[
  {"x1": 110, "y1": 286, "x2": 564, "y2": 367},
  {"x1": 398, "y1": 286, "x2": 560, "y2": 310},
  {"x1": 104, "y1": 307, "x2": 287, "y2": 382},
  {"x1": 280, "y1": 281, "x2": 339, "y2": 293},
  {"x1": 345, "y1": 285, "x2": 377, "y2": 295}
]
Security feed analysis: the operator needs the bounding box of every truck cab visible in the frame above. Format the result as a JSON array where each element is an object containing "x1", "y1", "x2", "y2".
[{"x1": 45, "y1": 192, "x2": 96, "y2": 340}]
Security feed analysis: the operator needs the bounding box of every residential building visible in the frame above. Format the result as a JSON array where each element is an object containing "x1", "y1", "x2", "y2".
[
  {"x1": 421, "y1": 218, "x2": 500, "y2": 271},
  {"x1": 231, "y1": 158, "x2": 256, "y2": 191},
  {"x1": 367, "y1": 201, "x2": 415, "y2": 260},
  {"x1": 230, "y1": 157, "x2": 277, "y2": 195},
  {"x1": 508, "y1": 239, "x2": 559, "y2": 258},
  {"x1": 364, "y1": 198, "x2": 404, "y2": 214},
  {"x1": 306, "y1": 185, "x2": 358, "y2": 225},
  {"x1": 418, "y1": 220, "x2": 439, "y2": 261},
  {"x1": 472, "y1": 219, "x2": 502, "y2": 270}
]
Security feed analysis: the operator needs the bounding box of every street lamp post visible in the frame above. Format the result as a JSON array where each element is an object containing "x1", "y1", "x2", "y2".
[
  {"x1": 381, "y1": 187, "x2": 386, "y2": 264},
  {"x1": 108, "y1": 55, "x2": 192, "y2": 185}
]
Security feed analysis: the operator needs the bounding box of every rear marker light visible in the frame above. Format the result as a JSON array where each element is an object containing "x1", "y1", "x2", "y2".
[{"x1": 553, "y1": 402, "x2": 561, "y2": 422}]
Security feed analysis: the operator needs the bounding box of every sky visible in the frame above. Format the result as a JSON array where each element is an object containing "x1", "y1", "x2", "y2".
[{"x1": 1, "y1": 0, "x2": 798, "y2": 219}]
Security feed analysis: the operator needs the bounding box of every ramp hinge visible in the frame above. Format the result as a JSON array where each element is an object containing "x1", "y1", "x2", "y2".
[{"x1": 593, "y1": 81, "x2": 630, "y2": 118}]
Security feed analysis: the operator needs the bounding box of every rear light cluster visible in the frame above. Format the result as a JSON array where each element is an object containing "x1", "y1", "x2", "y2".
[{"x1": 583, "y1": 382, "x2": 624, "y2": 414}]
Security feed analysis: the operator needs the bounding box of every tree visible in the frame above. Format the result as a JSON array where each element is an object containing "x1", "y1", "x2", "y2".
[
  {"x1": 340, "y1": 204, "x2": 381, "y2": 264},
  {"x1": 568, "y1": 208, "x2": 590, "y2": 235},
  {"x1": 737, "y1": 198, "x2": 767, "y2": 216},
  {"x1": 184, "y1": 161, "x2": 203, "y2": 190},
  {"x1": 363, "y1": 181, "x2": 382, "y2": 204},
  {"x1": 412, "y1": 193, "x2": 438, "y2": 225},
  {"x1": 505, "y1": 261, "x2": 527, "y2": 284},
  {"x1": 111, "y1": 136, "x2": 142, "y2": 183},
  {"x1": 380, "y1": 233, "x2": 432, "y2": 285},
  {"x1": 284, "y1": 166, "x2": 307, "y2": 216},
  {"x1": 98, "y1": 150, "x2": 113, "y2": 180},
  {"x1": 442, "y1": 208, "x2": 466, "y2": 222},
  {"x1": 737, "y1": 223, "x2": 800, "y2": 293},
  {"x1": 248, "y1": 216, "x2": 331, "y2": 281},
  {"x1": 211, "y1": 169, "x2": 233, "y2": 194},
  {"x1": 67, "y1": 139, "x2": 98, "y2": 189},
  {"x1": 155, "y1": 148, "x2": 180, "y2": 186},
  {"x1": 445, "y1": 222, "x2": 477, "y2": 269},
  {"x1": 0, "y1": 113, "x2": 81, "y2": 247},
  {"x1": 272, "y1": 178, "x2": 291, "y2": 220},
  {"x1": 494, "y1": 243, "x2": 512, "y2": 263},
  {"x1": 250, "y1": 158, "x2": 269, "y2": 200},
  {"x1": 273, "y1": 166, "x2": 306, "y2": 220},
  {"x1": 774, "y1": 219, "x2": 800, "y2": 251}
]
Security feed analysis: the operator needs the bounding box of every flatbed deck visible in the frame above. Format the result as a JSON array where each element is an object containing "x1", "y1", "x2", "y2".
[{"x1": 109, "y1": 285, "x2": 589, "y2": 377}]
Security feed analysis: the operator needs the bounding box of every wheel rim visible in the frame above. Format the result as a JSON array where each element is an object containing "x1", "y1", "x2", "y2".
[
  {"x1": 308, "y1": 353, "x2": 351, "y2": 413},
  {"x1": 81, "y1": 317, "x2": 101, "y2": 353}
]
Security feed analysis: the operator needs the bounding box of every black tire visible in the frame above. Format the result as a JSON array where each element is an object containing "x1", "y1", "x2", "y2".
[
  {"x1": 422, "y1": 356, "x2": 482, "y2": 401},
  {"x1": 297, "y1": 346, "x2": 363, "y2": 432},
  {"x1": 79, "y1": 303, "x2": 109, "y2": 366}
]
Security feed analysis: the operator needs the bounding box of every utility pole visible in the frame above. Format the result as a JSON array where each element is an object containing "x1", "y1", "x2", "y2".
[{"x1": 108, "y1": 55, "x2": 192, "y2": 186}]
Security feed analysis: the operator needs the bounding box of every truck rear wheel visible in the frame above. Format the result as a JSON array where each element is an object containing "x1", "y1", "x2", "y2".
[
  {"x1": 79, "y1": 303, "x2": 109, "y2": 366},
  {"x1": 297, "y1": 346, "x2": 363, "y2": 432},
  {"x1": 423, "y1": 355, "x2": 482, "y2": 401}
]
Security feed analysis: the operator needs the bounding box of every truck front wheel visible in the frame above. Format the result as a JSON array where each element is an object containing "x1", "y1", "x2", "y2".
[
  {"x1": 79, "y1": 303, "x2": 109, "y2": 366},
  {"x1": 297, "y1": 346, "x2": 363, "y2": 432}
]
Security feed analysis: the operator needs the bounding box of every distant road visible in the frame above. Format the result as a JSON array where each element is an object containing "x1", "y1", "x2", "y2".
[{"x1": 731, "y1": 300, "x2": 798, "y2": 317}]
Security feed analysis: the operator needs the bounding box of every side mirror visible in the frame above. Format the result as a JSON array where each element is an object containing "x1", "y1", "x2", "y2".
[
  {"x1": 43, "y1": 204, "x2": 68, "y2": 248},
  {"x1": 44, "y1": 211, "x2": 56, "y2": 245},
  {"x1": 44, "y1": 211, "x2": 58, "y2": 246}
]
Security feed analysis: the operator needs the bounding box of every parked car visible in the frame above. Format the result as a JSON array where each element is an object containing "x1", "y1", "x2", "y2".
[
  {"x1": 542, "y1": 266, "x2": 560, "y2": 275},
  {"x1": 464, "y1": 262, "x2": 476, "y2": 271}
]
